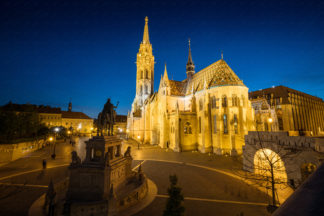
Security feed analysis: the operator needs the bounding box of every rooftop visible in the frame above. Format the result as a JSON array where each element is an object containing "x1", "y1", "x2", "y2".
[
  {"x1": 249, "y1": 86, "x2": 324, "y2": 103},
  {"x1": 61, "y1": 111, "x2": 92, "y2": 119}
]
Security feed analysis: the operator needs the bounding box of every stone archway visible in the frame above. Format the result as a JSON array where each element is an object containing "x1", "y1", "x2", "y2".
[{"x1": 253, "y1": 148, "x2": 288, "y2": 183}]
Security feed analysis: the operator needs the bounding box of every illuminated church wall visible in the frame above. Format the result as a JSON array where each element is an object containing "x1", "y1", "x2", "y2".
[{"x1": 127, "y1": 17, "x2": 255, "y2": 155}]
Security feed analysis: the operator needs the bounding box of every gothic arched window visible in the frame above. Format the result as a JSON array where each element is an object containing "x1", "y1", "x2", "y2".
[
  {"x1": 222, "y1": 95, "x2": 227, "y2": 108},
  {"x1": 140, "y1": 85, "x2": 143, "y2": 95},
  {"x1": 232, "y1": 95, "x2": 239, "y2": 106},
  {"x1": 145, "y1": 70, "x2": 148, "y2": 79},
  {"x1": 211, "y1": 96, "x2": 216, "y2": 109},
  {"x1": 223, "y1": 114, "x2": 228, "y2": 134},
  {"x1": 141, "y1": 70, "x2": 144, "y2": 79},
  {"x1": 234, "y1": 114, "x2": 238, "y2": 134}
]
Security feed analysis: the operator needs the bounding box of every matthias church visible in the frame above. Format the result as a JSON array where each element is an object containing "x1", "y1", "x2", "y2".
[{"x1": 127, "y1": 17, "x2": 255, "y2": 155}]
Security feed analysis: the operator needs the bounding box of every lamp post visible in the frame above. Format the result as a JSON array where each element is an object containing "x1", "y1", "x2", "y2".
[
  {"x1": 126, "y1": 129, "x2": 129, "y2": 140},
  {"x1": 51, "y1": 127, "x2": 60, "y2": 159}
]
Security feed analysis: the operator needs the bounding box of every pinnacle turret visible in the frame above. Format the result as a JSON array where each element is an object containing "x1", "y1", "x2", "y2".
[{"x1": 163, "y1": 63, "x2": 169, "y2": 81}]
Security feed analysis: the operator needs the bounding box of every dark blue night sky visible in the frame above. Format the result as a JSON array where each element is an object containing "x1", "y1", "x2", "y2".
[{"x1": 1, "y1": 0, "x2": 323, "y2": 118}]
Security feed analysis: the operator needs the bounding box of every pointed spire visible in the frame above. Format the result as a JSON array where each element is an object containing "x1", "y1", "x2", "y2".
[
  {"x1": 163, "y1": 63, "x2": 169, "y2": 81},
  {"x1": 187, "y1": 38, "x2": 194, "y2": 64},
  {"x1": 186, "y1": 38, "x2": 195, "y2": 78},
  {"x1": 221, "y1": 50, "x2": 223, "y2": 60},
  {"x1": 142, "y1": 16, "x2": 150, "y2": 44}
]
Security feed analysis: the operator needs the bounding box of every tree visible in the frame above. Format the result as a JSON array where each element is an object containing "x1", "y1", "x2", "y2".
[
  {"x1": 0, "y1": 108, "x2": 49, "y2": 143},
  {"x1": 163, "y1": 175, "x2": 185, "y2": 216},
  {"x1": 241, "y1": 131, "x2": 304, "y2": 213}
]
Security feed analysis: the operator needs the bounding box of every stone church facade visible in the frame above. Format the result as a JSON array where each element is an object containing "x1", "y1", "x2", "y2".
[{"x1": 127, "y1": 17, "x2": 255, "y2": 155}]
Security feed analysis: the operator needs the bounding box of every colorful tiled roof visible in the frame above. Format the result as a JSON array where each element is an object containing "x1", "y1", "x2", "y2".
[
  {"x1": 186, "y1": 59, "x2": 244, "y2": 94},
  {"x1": 168, "y1": 80, "x2": 187, "y2": 96}
]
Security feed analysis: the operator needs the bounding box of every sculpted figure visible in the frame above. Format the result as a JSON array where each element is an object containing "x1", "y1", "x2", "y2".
[
  {"x1": 97, "y1": 98, "x2": 119, "y2": 136},
  {"x1": 124, "y1": 146, "x2": 132, "y2": 157}
]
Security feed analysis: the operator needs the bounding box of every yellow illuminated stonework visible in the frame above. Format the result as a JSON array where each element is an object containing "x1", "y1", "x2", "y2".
[{"x1": 127, "y1": 17, "x2": 255, "y2": 155}]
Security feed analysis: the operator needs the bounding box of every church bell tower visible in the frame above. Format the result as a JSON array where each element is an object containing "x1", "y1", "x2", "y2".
[{"x1": 133, "y1": 16, "x2": 155, "y2": 111}]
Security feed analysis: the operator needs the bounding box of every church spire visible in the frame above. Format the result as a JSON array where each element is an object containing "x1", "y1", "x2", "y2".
[
  {"x1": 186, "y1": 39, "x2": 195, "y2": 79},
  {"x1": 187, "y1": 39, "x2": 193, "y2": 64},
  {"x1": 142, "y1": 16, "x2": 150, "y2": 44}
]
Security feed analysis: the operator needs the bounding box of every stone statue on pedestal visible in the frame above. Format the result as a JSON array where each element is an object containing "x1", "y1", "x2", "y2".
[{"x1": 97, "y1": 98, "x2": 119, "y2": 136}]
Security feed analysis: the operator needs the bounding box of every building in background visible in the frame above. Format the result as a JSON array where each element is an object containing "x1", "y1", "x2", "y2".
[
  {"x1": 114, "y1": 115, "x2": 127, "y2": 138},
  {"x1": 37, "y1": 106, "x2": 62, "y2": 127},
  {"x1": 61, "y1": 111, "x2": 93, "y2": 135},
  {"x1": 250, "y1": 98, "x2": 279, "y2": 132},
  {"x1": 127, "y1": 17, "x2": 255, "y2": 155},
  {"x1": 249, "y1": 86, "x2": 324, "y2": 136},
  {"x1": 60, "y1": 101, "x2": 93, "y2": 135}
]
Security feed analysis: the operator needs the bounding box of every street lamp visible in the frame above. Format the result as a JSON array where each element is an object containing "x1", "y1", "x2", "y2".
[
  {"x1": 51, "y1": 127, "x2": 60, "y2": 159},
  {"x1": 126, "y1": 129, "x2": 129, "y2": 140}
]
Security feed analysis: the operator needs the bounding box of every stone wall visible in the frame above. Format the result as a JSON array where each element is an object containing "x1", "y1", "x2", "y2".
[
  {"x1": 116, "y1": 178, "x2": 148, "y2": 212},
  {"x1": 0, "y1": 139, "x2": 45, "y2": 163},
  {"x1": 243, "y1": 131, "x2": 324, "y2": 187}
]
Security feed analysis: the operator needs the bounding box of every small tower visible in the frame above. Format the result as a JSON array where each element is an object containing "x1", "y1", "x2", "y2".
[
  {"x1": 186, "y1": 39, "x2": 195, "y2": 79},
  {"x1": 68, "y1": 101, "x2": 72, "y2": 112}
]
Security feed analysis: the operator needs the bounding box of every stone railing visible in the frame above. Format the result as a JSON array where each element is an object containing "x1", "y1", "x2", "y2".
[{"x1": 245, "y1": 131, "x2": 324, "y2": 153}]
